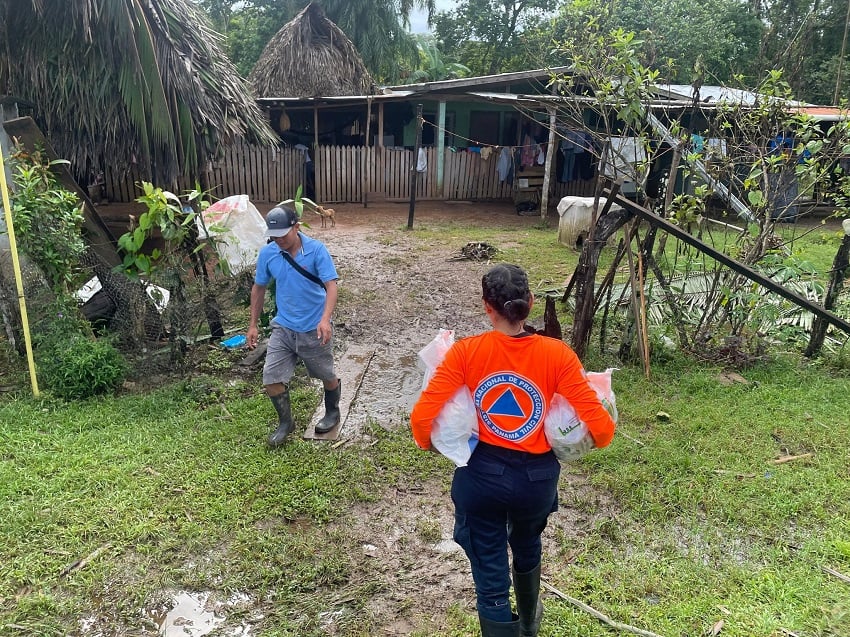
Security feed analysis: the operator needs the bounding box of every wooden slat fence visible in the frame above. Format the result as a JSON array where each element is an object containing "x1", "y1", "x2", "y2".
[
  {"x1": 104, "y1": 143, "x2": 305, "y2": 204},
  {"x1": 444, "y1": 150, "x2": 513, "y2": 200},
  {"x1": 105, "y1": 143, "x2": 595, "y2": 205},
  {"x1": 316, "y1": 145, "x2": 438, "y2": 202}
]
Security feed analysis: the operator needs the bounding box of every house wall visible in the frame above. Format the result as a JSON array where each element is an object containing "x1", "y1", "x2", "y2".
[
  {"x1": 401, "y1": 100, "x2": 531, "y2": 148},
  {"x1": 104, "y1": 142, "x2": 597, "y2": 206}
]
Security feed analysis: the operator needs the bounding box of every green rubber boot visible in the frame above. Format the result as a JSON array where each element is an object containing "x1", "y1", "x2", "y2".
[
  {"x1": 267, "y1": 388, "x2": 294, "y2": 447},
  {"x1": 315, "y1": 380, "x2": 341, "y2": 434},
  {"x1": 513, "y1": 563, "x2": 542, "y2": 637}
]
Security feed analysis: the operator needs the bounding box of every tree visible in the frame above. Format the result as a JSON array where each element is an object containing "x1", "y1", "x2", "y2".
[
  {"x1": 403, "y1": 35, "x2": 471, "y2": 83},
  {"x1": 544, "y1": 21, "x2": 663, "y2": 361},
  {"x1": 550, "y1": 0, "x2": 764, "y2": 87},
  {"x1": 543, "y1": 2, "x2": 850, "y2": 364},
  {"x1": 543, "y1": 0, "x2": 849, "y2": 104},
  {"x1": 432, "y1": 0, "x2": 558, "y2": 76},
  {"x1": 0, "y1": 0, "x2": 277, "y2": 185}
]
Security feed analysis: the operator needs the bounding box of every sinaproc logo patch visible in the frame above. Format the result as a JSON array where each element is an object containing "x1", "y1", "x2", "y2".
[{"x1": 474, "y1": 372, "x2": 545, "y2": 441}]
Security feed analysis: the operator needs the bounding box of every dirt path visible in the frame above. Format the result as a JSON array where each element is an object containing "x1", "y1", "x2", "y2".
[
  {"x1": 320, "y1": 201, "x2": 527, "y2": 432},
  {"x1": 290, "y1": 201, "x2": 615, "y2": 635}
]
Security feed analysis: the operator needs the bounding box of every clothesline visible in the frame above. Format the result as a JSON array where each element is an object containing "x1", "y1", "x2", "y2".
[
  {"x1": 411, "y1": 117, "x2": 599, "y2": 185},
  {"x1": 416, "y1": 116, "x2": 548, "y2": 151}
]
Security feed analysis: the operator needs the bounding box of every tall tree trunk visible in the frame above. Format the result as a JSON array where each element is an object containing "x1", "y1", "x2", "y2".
[{"x1": 805, "y1": 233, "x2": 850, "y2": 357}]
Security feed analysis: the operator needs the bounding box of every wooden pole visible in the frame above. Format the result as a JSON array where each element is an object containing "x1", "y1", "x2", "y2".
[
  {"x1": 313, "y1": 106, "x2": 319, "y2": 201},
  {"x1": 611, "y1": 191, "x2": 850, "y2": 335},
  {"x1": 437, "y1": 100, "x2": 446, "y2": 196},
  {"x1": 625, "y1": 220, "x2": 651, "y2": 377},
  {"x1": 363, "y1": 97, "x2": 372, "y2": 208},
  {"x1": 541, "y1": 106, "x2": 557, "y2": 220},
  {"x1": 408, "y1": 104, "x2": 423, "y2": 230}
]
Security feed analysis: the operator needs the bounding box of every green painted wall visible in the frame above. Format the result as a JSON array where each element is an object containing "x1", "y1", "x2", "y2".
[{"x1": 401, "y1": 100, "x2": 526, "y2": 148}]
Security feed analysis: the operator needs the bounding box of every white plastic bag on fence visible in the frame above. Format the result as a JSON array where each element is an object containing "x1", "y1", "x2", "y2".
[
  {"x1": 196, "y1": 195, "x2": 267, "y2": 274},
  {"x1": 544, "y1": 368, "x2": 618, "y2": 462},
  {"x1": 417, "y1": 329, "x2": 479, "y2": 467}
]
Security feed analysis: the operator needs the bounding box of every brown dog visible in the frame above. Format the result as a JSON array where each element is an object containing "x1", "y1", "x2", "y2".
[{"x1": 316, "y1": 205, "x2": 336, "y2": 229}]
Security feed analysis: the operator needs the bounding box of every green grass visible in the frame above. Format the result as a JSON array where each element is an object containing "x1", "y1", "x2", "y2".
[
  {"x1": 409, "y1": 216, "x2": 579, "y2": 325},
  {"x1": 2, "y1": 217, "x2": 849, "y2": 635},
  {"x1": 3, "y1": 357, "x2": 848, "y2": 635},
  {"x1": 0, "y1": 375, "x2": 439, "y2": 635}
]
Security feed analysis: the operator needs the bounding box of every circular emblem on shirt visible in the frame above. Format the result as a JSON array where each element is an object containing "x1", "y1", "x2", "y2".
[{"x1": 474, "y1": 372, "x2": 545, "y2": 442}]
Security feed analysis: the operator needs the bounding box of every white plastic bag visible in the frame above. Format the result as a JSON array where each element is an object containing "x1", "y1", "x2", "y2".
[
  {"x1": 196, "y1": 195, "x2": 267, "y2": 274},
  {"x1": 544, "y1": 368, "x2": 618, "y2": 462},
  {"x1": 417, "y1": 330, "x2": 479, "y2": 467}
]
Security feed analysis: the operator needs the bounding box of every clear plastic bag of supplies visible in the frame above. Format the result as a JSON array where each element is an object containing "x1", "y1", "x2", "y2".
[
  {"x1": 195, "y1": 194, "x2": 267, "y2": 274},
  {"x1": 417, "y1": 329, "x2": 479, "y2": 467},
  {"x1": 544, "y1": 368, "x2": 618, "y2": 462}
]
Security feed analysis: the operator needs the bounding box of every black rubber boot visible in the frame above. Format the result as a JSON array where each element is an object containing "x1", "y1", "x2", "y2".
[
  {"x1": 314, "y1": 380, "x2": 341, "y2": 434},
  {"x1": 267, "y1": 388, "x2": 294, "y2": 448},
  {"x1": 479, "y1": 612, "x2": 521, "y2": 636},
  {"x1": 512, "y1": 563, "x2": 542, "y2": 637}
]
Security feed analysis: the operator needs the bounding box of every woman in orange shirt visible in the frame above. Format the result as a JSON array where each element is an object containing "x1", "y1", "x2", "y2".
[{"x1": 410, "y1": 264, "x2": 616, "y2": 637}]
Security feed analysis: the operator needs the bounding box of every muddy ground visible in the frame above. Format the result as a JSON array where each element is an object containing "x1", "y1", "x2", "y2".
[
  {"x1": 273, "y1": 200, "x2": 615, "y2": 636},
  {"x1": 95, "y1": 198, "x2": 839, "y2": 635},
  {"x1": 20, "y1": 197, "x2": 840, "y2": 635},
  {"x1": 144, "y1": 199, "x2": 612, "y2": 637}
]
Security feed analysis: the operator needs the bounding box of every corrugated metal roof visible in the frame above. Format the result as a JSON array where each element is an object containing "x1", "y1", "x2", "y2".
[{"x1": 383, "y1": 66, "x2": 573, "y2": 93}]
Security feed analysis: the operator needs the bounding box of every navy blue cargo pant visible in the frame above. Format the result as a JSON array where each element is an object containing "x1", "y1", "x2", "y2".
[{"x1": 451, "y1": 441, "x2": 560, "y2": 622}]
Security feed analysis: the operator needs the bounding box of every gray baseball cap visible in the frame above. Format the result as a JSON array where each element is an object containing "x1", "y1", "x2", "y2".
[{"x1": 265, "y1": 206, "x2": 299, "y2": 237}]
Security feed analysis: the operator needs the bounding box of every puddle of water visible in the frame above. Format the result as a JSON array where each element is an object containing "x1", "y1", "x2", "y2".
[
  {"x1": 354, "y1": 352, "x2": 422, "y2": 425},
  {"x1": 157, "y1": 591, "x2": 253, "y2": 637},
  {"x1": 159, "y1": 592, "x2": 220, "y2": 637}
]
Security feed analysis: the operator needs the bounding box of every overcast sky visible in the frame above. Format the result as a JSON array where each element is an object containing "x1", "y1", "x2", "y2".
[{"x1": 409, "y1": 0, "x2": 456, "y2": 34}]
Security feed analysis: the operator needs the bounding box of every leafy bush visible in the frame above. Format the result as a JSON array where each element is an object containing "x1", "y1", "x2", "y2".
[
  {"x1": 37, "y1": 335, "x2": 127, "y2": 400},
  {"x1": 32, "y1": 297, "x2": 92, "y2": 348},
  {"x1": 10, "y1": 145, "x2": 86, "y2": 293}
]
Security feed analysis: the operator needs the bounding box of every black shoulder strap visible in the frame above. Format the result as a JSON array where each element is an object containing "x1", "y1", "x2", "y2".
[{"x1": 280, "y1": 250, "x2": 326, "y2": 291}]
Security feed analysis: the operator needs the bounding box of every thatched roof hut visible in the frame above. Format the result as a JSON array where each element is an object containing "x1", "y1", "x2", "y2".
[
  {"x1": 0, "y1": 0, "x2": 277, "y2": 184},
  {"x1": 249, "y1": 3, "x2": 376, "y2": 98}
]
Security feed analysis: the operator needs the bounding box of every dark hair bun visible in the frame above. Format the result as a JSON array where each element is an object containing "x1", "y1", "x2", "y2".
[{"x1": 483, "y1": 264, "x2": 531, "y2": 323}]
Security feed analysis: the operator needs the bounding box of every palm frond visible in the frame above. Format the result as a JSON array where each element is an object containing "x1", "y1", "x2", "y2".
[{"x1": 0, "y1": 0, "x2": 276, "y2": 183}]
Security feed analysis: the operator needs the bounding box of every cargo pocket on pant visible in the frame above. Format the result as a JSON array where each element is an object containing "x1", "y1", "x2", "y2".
[{"x1": 453, "y1": 512, "x2": 472, "y2": 558}]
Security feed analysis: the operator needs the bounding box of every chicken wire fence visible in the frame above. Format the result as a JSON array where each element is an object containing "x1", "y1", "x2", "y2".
[{"x1": 0, "y1": 242, "x2": 257, "y2": 378}]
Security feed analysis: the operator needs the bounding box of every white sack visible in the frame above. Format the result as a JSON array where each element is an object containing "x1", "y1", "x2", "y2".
[{"x1": 417, "y1": 329, "x2": 479, "y2": 467}]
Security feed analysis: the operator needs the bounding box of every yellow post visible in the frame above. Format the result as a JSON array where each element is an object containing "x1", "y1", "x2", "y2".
[{"x1": 0, "y1": 148, "x2": 40, "y2": 395}]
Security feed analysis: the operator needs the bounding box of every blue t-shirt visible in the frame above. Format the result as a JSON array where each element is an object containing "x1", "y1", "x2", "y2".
[{"x1": 254, "y1": 233, "x2": 338, "y2": 332}]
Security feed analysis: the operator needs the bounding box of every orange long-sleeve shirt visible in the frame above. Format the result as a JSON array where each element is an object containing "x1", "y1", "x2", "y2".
[{"x1": 410, "y1": 331, "x2": 616, "y2": 454}]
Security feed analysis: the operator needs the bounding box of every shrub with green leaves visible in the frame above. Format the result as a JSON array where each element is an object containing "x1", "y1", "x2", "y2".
[
  {"x1": 10, "y1": 145, "x2": 86, "y2": 293},
  {"x1": 37, "y1": 334, "x2": 126, "y2": 400}
]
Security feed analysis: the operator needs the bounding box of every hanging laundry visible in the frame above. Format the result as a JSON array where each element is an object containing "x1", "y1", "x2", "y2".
[
  {"x1": 559, "y1": 139, "x2": 576, "y2": 183},
  {"x1": 536, "y1": 144, "x2": 546, "y2": 165},
  {"x1": 417, "y1": 147, "x2": 427, "y2": 172},
  {"x1": 294, "y1": 143, "x2": 312, "y2": 163},
  {"x1": 520, "y1": 134, "x2": 536, "y2": 167},
  {"x1": 497, "y1": 147, "x2": 513, "y2": 183}
]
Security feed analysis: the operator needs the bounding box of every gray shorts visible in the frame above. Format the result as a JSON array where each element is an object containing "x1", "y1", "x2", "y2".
[{"x1": 263, "y1": 323, "x2": 336, "y2": 385}]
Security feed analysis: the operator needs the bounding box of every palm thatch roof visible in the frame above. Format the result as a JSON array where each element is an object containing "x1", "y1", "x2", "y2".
[
  {"x1": 249, "y1": 3, "x2": 376, "y2": 98},
  {"x1": 0, "y1": 0, "x2": 277, "y2": 184}
]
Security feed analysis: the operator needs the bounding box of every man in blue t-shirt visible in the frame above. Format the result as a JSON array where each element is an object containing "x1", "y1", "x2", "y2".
[{"x1": 246, "y1": 205, "x2": 341, "y2": 446}]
